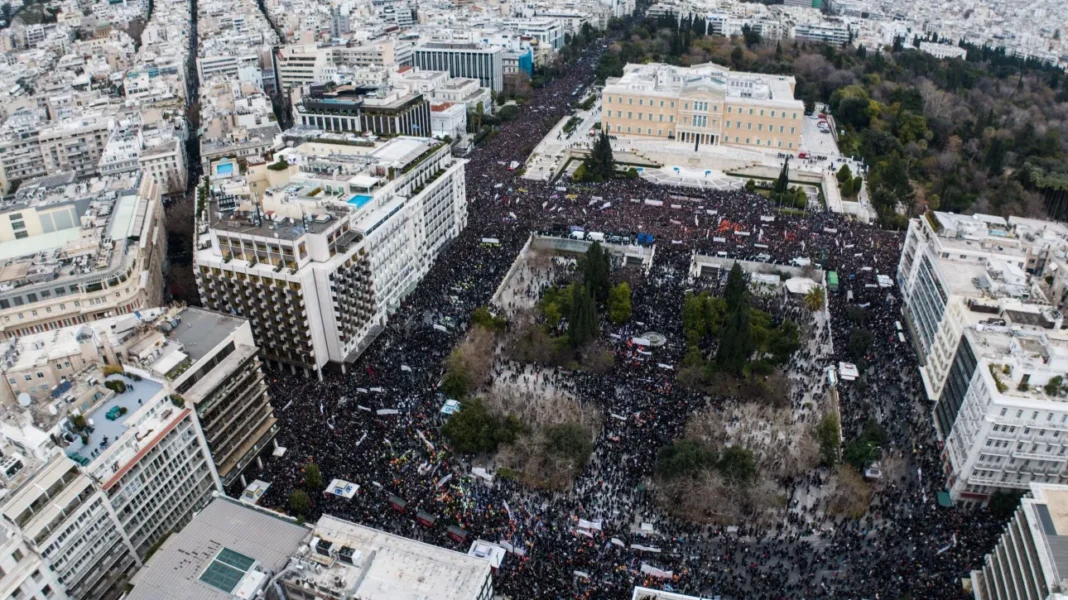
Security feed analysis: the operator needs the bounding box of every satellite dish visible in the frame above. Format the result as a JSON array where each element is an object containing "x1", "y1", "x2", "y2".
[{"x1": 17, "y1": 393, "x2": 31, "y2": 407}]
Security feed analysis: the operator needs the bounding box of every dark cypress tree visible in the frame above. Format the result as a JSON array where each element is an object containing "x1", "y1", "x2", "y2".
[
  {"x1": 584, "y1": 132, "x2": 616, "y2": 181},
  {"x1": 568, "y1": 284, "x2": 599, "y2": 348},
  {"x1": 772, "y1": 157, "x2": 790, "y2": 197},
  {"x1": 716, "y1": 302, "x2": 753, "y2": 377},
  {"x1": 724, "y1": 263, "x2": 748, "y2": 314},
  {"x1": 583, "y1": 242, "x2": 612, "y2": 303}
]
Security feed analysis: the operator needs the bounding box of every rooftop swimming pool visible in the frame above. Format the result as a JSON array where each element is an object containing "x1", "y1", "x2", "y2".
[
  {"x1": 215, "y1": 162, "x2": 234, "y2": 176},
  {"x1": 348, "y1": 194, "x2": 374, "y2": 209}
]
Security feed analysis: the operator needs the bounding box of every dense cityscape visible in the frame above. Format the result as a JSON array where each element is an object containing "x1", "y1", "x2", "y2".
[{"x1": 0, "y1": 0, "x2": 1066, "y2": 598}]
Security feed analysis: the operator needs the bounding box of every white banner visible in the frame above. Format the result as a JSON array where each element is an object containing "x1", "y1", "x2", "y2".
[
  {"x1": 577, "y1": 519, "x2": 603, "y2": 531},
  {"x1": 640, "y1": 563, "x2": 673, "y2": 578}
]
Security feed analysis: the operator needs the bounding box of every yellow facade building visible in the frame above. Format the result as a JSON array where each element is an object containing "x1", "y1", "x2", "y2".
[{"x1": 601, "y1": 62, "x2": 805, "y2": 151}]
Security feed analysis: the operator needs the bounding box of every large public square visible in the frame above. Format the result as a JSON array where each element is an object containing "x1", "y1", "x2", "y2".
[{"x1": 234, "y1": 43, "x2": 1004, "y2": 600}]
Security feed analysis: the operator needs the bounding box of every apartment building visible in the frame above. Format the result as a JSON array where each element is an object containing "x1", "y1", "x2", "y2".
[
  {"x1": 934, "y1": 323, "x2": 1068, "y2": 501},
  {"x1": 413, "y1": 43, "x2": 504, "y2": 92},
  {"x1": 0, "y1": 355, "x2": 222, "y2": 559},
  {"x1": 275, "y1": 44, "x2": 335, "y2": 89},
  {"x1": 0, "y1": 110, "x2": 47, "y2": 193},
  {"x1": 163, "y1": 308, "x2": 277, "y2": 487},
  {"x1": 195, "y1": 135, "x2": 467, "y2": 376},
  {"x1": 0, "y1": 171, "x2": 167, "y2": 341},
  {"x1": 0, "y1": 516, "x2": 70, "y2": 600},
  {"x1": 1, "y1": 306, "x2": 278, "y2": 486},
  {"x1": 138, "y1": 138, "x2": 187, "y2": 195},
  {"x1": 0, "y1": 453, "x2": 137, "y2": 599},
  {"x1": 280, "y1": 514, "x2": 492, "y2": 600},
  {"x1": 920, "y1": 41, "x2": 968, "y2": 60},
  {"x1": 895, "y1": 212, "x2": 1068, "y2": 501},
  {"x1": 37, "y1": 115, "x2": 112, "y2": 178},
  {"x1": 971, "y1": 482, "x2": 1068, "y2": 600},
  {"x1": 601, "y1": 62, "x2": 804, "y2": 151},
  {"x1": 792, "y1": 22, "x2": 851, "y2": 44},
  {"x1": 331, "y1": 40, "x2": 414, "y2": 69},
  {"x1": 293, "y1": 82, "x2": 432, "y2": 138}
]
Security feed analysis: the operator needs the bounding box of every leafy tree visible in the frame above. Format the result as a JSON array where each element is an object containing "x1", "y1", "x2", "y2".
[
  {"x1": 844, "y1": 419, "x2": 888, "y2": 470},
  {"x1": 498, "y1": 104, "x2": 519, "y2": 121},
  {"x1": 741, "y1": 24, "x2": 761, "y2": 48},
  {"x1": 840, "y1": 177, "x2": 854, "y2": 196},
  {"x1": 442, "y1": 350, "x2": 470, "y2": 398},
  {"x1": 766, "y1": 320, "x2": 800, "y2": 364},
  {"x1": 304, "y1": 462, "x2": 323, "y2": 490},
  {"x1": 568, "y1": 284, "x2": 599, "y2": 348},
  {"x1": 545, "y1": 423, "x2": 593, "y2": 468},
  {"x1": 772, "y1": 158, "x2": 791, "y2": 197},
  {"x1": 656, "y1": 440, "x2": 717, "y2": 478},
  {"x1": 472, "y1": 306, "x2": 507, "y2": 331},
  {"x1": 442, "y1": 398, "x2": 522, "y2": 454},
  {"x1": 717, "y1": 446, "x2": 757, "y2": 484},
  {"x1": 608, "y1": 282, "x2": 632, "y2": 325},
  {"x1": 988, "y1": 490, "x2": 1024, "y2": 520},
  {"x1": 848, "y1": 329, "x2": 874, "y2": 362},
  {"x1": 837, "y1": 164, "x2": 853, "y2": 183},
  {"x1": 730, "y1": 46, "x2": 745, "y2": 69},
  {"x1": 815, "y1": 413, "x2": 841, "y2": 465},
  {"x1": 289, "y1": 490, "x2": 310, "y2": 516},
  {"x1": 745, "y1": 179, "x2": 757, "y2": 193}
]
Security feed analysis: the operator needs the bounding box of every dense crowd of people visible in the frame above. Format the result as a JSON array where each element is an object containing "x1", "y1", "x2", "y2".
[{"x1": 244, "y1": 40, "x2": 1010, "y2": 599}]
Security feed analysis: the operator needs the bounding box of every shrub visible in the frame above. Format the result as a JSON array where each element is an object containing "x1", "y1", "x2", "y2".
[
  {"x1": 656, "y1": 439, "x2": 717, "y2": 478},
  {"x1": 289, "y1": 490, "x2": 310, "y2": 516},
  {"x1": 104, "y1": 380, "x2": 127, "y2": 394},
  {"x1": 102, "y1": 364, "x2": 125, "y2": 376},
  {"x1": 304, "y1": 462, "x2": 323, "y2": 490}
]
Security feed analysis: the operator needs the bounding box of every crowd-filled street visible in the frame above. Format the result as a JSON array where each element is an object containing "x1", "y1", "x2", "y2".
[{"x1": 242, "y1": 44, "x2": 1007, "y2": 599}]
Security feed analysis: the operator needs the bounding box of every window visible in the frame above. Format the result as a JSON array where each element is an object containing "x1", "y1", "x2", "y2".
[
  {"x1": 36, "y1": 372, "x2": 44, "y2": 379},
  {"x1": 606, "y1": 97, "x2": 611, "y2": 103},
  {"x1": 23, "y1": 375, "x2": 32, "y2": 382},
  {"x1": 13, "y1": 548, "x2": 23, "y2": 562}
]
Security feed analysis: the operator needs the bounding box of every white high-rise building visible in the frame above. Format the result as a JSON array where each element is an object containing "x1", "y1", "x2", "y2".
[
  {"x1": 195, "y1": 134, "x2": 467, "y2": 377},
  {"x1": 897, "y1": 212, "x2": 1068, "y2": 502},
  {"x1": 972, "y1": 482, "x2": 1068, "y2": 599}
]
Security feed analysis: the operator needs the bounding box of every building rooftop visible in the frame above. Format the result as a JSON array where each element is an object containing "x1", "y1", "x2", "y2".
[
  {"x1": 605, "y1": 62, "x2": 799, "y2": 106},
  {"x1": 128, "y1": 496, "x2": 310, "y2": 600},
  {"x1": 64, "y1": 373, "x2": 163, "y2": 465},
  {"x1": 1022, "y1": 483, "x2": 1068, "y2": 590},
  {"x1": 0, "y1": 171, "x2": 153, "y2": 302},
  {"x1": 286, "y1": 515, "x2": 491, "y2": 600},
  {"x1": 166, "y1": 307, "x2": 245, "y2": 362}
]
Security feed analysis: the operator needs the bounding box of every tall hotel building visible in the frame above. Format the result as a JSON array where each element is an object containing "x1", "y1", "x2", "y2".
[
  {"x1": 601, "y1": 62, "x2": 804, "y2": 151},
  {"x1": 195, "y1": 134, "x2": 467, "y2": 377}
]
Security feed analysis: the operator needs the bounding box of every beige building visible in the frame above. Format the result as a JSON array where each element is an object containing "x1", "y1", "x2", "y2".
[
  {"x1": 601, "y1": 62, "x2": 804, "y2": 151},
  {"x1": 0, "y1": 172, "x2": 167, "y2": 340}
]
